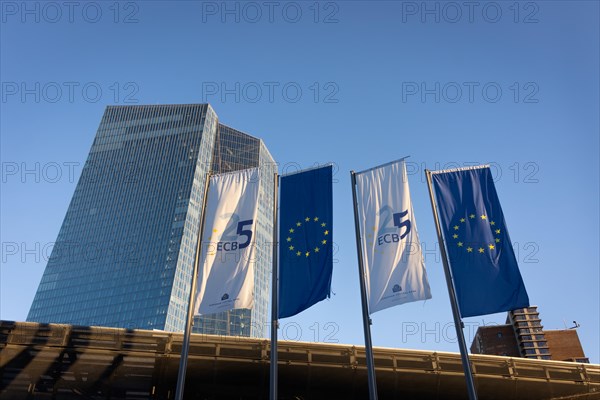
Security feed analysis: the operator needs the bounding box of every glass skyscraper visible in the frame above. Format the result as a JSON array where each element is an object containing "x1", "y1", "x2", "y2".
[{"x1": 27, "y1": 104, "x2": 275, "y2": 337}]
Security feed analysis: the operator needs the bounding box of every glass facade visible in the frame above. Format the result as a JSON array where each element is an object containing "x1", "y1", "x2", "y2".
[{"x1": 27, "y1": 105, "x2": 275, "y2": 337}]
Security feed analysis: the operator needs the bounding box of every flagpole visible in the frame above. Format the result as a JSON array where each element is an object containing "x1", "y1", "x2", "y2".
[
  {"x1": 175, "y1": 172, "x2": 212, "y2": 400},
  {"x1": 425, "y1": 169, "x2": 478, "y2": 400},
  {"x1": 350, "y1": 171, "x2": 378, "y2": 400},
  {"x1": 269, "y1": 172, "x2": 279, "y2": 400}
]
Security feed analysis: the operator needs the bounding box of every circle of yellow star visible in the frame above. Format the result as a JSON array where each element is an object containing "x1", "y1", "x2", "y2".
[{"x1": 287, "y1": 216, "x2": 330, "y2": 259}]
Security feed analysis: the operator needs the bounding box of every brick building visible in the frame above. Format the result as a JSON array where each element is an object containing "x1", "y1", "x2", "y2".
[{"x1": 471, "y1": 306, "x2": 589, "y2": 363}]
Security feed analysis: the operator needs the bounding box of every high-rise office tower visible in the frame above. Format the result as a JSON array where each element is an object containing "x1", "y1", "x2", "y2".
[{"x1": 27, "y1": 104, "x2": 275, "y2": 337}]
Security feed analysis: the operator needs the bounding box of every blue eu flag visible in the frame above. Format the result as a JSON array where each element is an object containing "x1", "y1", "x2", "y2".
[
  {"x1": 431, "y1": 166, "x2": 529, "y2": 318},
  {"x1": 279, "y1": 166, "x2": 333, "y2": 318}
]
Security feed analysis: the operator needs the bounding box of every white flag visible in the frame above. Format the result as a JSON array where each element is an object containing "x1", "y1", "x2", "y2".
[
  {"x1": 194, "y1": 168, "x2": 260, "y2": 315},
  {"x1": 355, "y1": 160, "x2": 431, "y2": 314}
]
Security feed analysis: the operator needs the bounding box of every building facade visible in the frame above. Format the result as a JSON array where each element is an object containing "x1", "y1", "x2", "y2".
[
  {"x1": 4, "y1": 321, "x2": 600, "y2": 400},
  {"x1": 471, "y1": 306, "x2": 589, "y2": 363},
  {"x1": 27, "y1": 104, "x2": 275, "y2": 337}
]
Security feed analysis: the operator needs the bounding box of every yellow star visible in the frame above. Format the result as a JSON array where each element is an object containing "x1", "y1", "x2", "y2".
[
  {"x1": 495, "y1": 229, "x2": 501, "y2": 234},
  {"x1": 305, "y1": 251, "x2": 310, "y2": 257},
  {"x1": 454, "y1": 225, "x2": 459, "y2": 230},
  {"x1": 490, "y1": 221, "x2": 495, "y2": 226},
  {"x1": 478, "y1": 248, "x2": 485, "y2": 253},
  {"x1": 314, "y1": 217, "x2": 319, "y2": 222},
  {"x1": 460, "y1": 218, "x2": 465, "y2": 223},
  {"x1": 453, "y1": 234, "x2": 458, "y2": 239},
  {"x1": 296, "y1": 221, "x2": 302, "y2": 227},
  {"x1": 314, "y1": 247, "x2": 320, "y2": 252},
  {"x1": 458, "y1": 242, "x2": 463, "y2": 247},
  {"x1": 296, "y1": 251, "x2": 301, "y2": 257},
  {"x1": 213, "y1": 229, "x2": 218, "y2": 233},
  {"x1": 324, "y1": 230, "x2": 329, "y2": 235},
  {"x1": 495, "y1": 238, "x2": 500, "y2": 243},
  {"x1": 469, "y1": 214, "x2": 475, "y2": 219},
  {"x1": 305, "y1": 217, "x2": 310, "y2": 222},
  {"x1": 467, "y1": 247, "x2": 473, "y2": 252},
  {"x1": 489, "y1": 244, "x2": 495, "y2": 250},
  {"x1": 321, "y1": 222, "x2": 326, "y2": 227},
  {"x1": 321, "y1": 239, "x2": 327, "y2": 245},
  {"x1": 371, "y1": 226, "x2": 376, "y2": 231},
  {"x1": 289, "y1": 245, "x2": 294, "y2": 251},
  {"x1": 481, "y1": 215, "x2": 487, "y2": 220},
  {"x1": 289, "y1": 228, "x2": 294, "y2": 233},
  {"x1": 286, "y1": 237, "x2": 292, "y2": 242}
]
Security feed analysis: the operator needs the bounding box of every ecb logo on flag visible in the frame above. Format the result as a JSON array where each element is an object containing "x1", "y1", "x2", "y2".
[
  {"x1": 392, "y1": 284, "x2": 402, "y2": 293},
  {"x1": 213, "y1": 213, "x2": 254, "y2": 252},
  {"x1": 374, "y1": 206, "x2": 411, "y2": 246},
  {"x1": 221, "y1": 293, "x2": 229, "y2": 301}
]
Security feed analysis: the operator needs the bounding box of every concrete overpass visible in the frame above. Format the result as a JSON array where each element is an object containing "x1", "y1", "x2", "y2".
[{"x1": 1, "y1": 321, "x2": 598, "y2": 399}]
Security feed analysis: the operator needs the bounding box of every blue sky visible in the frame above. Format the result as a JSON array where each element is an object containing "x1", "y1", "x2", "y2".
[{"x1": 1, "y1": 1, "x2": 598, "y2": 363}]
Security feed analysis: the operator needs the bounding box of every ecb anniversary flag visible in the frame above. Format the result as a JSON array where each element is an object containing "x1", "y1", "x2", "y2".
[
  {"x1": 355, "y1": 160, "x2": 432, "y2": 314},
  {"x1": 194, "y1": 168, "x2": 260, "y2": 316},
  {"x1": 430, "y1": 165, "x2": 529, "y2": 318},
  {"x1": 279, "y1": 166, "x2": 333, "y2": 319}
]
